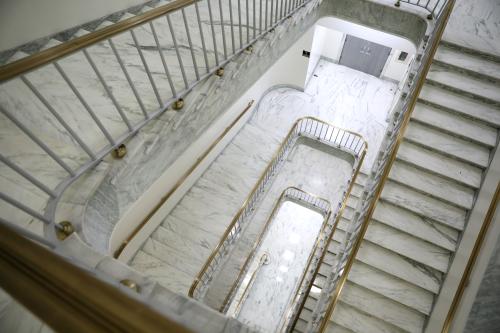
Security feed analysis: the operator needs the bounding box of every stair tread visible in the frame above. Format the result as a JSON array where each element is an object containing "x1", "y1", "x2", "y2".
[
  {"x1": 338, "y1": 282, "x2": 426, "y2": 333},
  {"x1": 373, "y1": 200, "x2": 458, "y2": 252},
  {"x1": 356, "y1": 241, "x2": 442, "y2": 294},
  {"x1": 389, "y1": 160, "x2": 475, "y2": 209},
  {"x1": 434, "y1": 44, "x2": 500, "y2": 81},
  {"x1": 141, "y1": 237, "x2": 203, "y2": 277},
  {"x1": 397, "y1": 141, "x2": 482, "y2": 189},
  {"x1": 365, "y1": 221, "x2": 451, "y2": 273},
  {"x1": 405, "y1": 121, "x2": 490, "y2": 168},
  {"x1": 419, "y1": 85, "x2": 500, "y2": 127},
  {"x1": 337, "y1": 217, "x2": 450, "y2": 272},
  {"x1": 347, "y1": 261, "x2": 434, "y2": 315},
  {"x1": 427, "y1": 64, "x2": 500, "y2": 104},
  {"x1": 412, "y1": 102, "x2": 498, "y2": 147},
  {"x1": 330, "y1": 301, "x2": 406, "y2": 333},
  {"x1": 382, "y1": 181, "x2": 467, "y2": 230},
  {"x1": 129, "y1": 250, "x2": 192, "y2": 294}
]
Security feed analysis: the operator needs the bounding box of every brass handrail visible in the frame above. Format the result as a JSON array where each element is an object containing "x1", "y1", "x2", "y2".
[
  {"x1": 0, "y1": 222, "x2": 192, "y2": 333},
  {"x1": 0, "y1": 0, "x2": 195, "y2": 82},
  {"x1": 114, "y1": 100, "x2": 255, "y2": 258},
  {"x1": 442, "y1": 181, "x2": 500, "y2": 333},
  {"x1": 222, "y1": 187, "x2": 332, "y2": 315},
  {"x1": 315, "y1": 0, "x2": 456, "y2": 331}
]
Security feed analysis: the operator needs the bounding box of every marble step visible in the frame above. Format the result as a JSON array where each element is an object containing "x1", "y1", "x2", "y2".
[
  {"x1": 365, "y1": 221, "x2": 450, "y2": 273},
  {"x1": 397, "y1": 141, "x2": 483, "y2": 189},
  {"x1": 426, "y1": 64, "x2": 500, "y2": 105},
  {"x1": 338, "y1": 282, "x2": 426, "y2": 333},
  {"x1": 325, "y1": 231, "x2": 442, "y2": 294},
  {"x1": 418, "y1": 84, "x2": 500, "y2": 128},
  {"x1": 381, "y1": 181, "x2": 467, "y2": 231},
  {"x1": 389, "y1": 160, "x2": 475, "y2": 210},
  {"x1": 129, "y1": 250, "x2": 192, "y2": 293},
  {"x1": 411, "y1": 102, "x2": 498, "y2": 148},
  {"x1": 347, "y1": 261, "x2": 434, "y2": 315},
  {"x1": 314, "y1": 255, "x2": 434, "y2": 317},
  {"x1": 325, "y1": 323, "x2": 356, "y2": 333},
  {"x1": 330, "y1": 301, "x2": 406, "y2": 333},
  {"x1": 405, "y1": 121, "x2": 491, "y2": 169},
  {"x1": 373, "y1": 199, "x2": 458, "y2": 252},
  {"x1": 337, "y1": 217, "x2": 450, "y2": 273},
  {"x1": 434, "y1": 43, "x2": 500, "y2": 82},
  {"x1": 141, "y1": 237, "x2": 203, "y2": 277}
]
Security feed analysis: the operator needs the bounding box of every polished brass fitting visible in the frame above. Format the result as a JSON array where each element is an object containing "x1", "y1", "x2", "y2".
[
  {"x1": 113, "y1": 144, "x2": 127, "y2": 159},
  {"x1": 120, "y1": 279, "x2": 140, "y2": 293},
  {"x1": 172, "y1": 98, "x2": 184, "y2": 110},
  {"x1": 55, "y1": 221, "x2": 74, "y2": 240},
  {"x1": 215, "y1": 67, "x2": 224, "y2": 77},
  {"x1": 245, "y1": 45, "x2": 254, "y2": 53},
  {"x1": 394, "y1": 0, "x2": 401, "y2": 7}
]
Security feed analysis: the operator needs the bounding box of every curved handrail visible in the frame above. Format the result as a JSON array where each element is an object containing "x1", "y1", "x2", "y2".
[
  {"x1": 310, "y1": 0, "x2": 456, "y2": 331},
  {"x1": 395, "y1": 0, "x2": 447, "y2": 19},
  {"x1": 222, "y1": 186, "x2": 332, "y2": 314},
  {"x1": 188, "y1": 116, "x2": 367, "y2": 300},
  {"x1": 0, "y1": 0, "x2": 194, "y2": 82}
]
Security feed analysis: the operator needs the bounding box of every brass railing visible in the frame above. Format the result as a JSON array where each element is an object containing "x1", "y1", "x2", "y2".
[
  {"x1": 442, "y1": 181, "x2": 500, "y2": 333},
  {"x1": 308, "y1": 0, "x2": 456, "y2": 331},
  {"x1": 0, "y1": 222, "x2": 191, "y2": 333},
  {"x1": 0, "y1": 0, "x2": 318, "y2": 249},
  {"x1": 189, "y1": 116, "x2": 367, "y2": 305}
]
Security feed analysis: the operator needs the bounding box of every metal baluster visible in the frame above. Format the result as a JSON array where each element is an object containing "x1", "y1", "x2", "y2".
[
  {"x1": 275, "y1": 0, "x2": 279, "y2": 23},
  {"x1": 228, "y1": 0, "x2": 236, "y2": 55},
  {"x1": 218, "y1": 0, "x2": 228, "y2": 59},
  {"x1": 108, "y1": 39, "x2": 149, "y2": 117},
  {"x1": 246, "y1": 0, "x2": 250, "y2": 43},
  {"x1": 238, "y1": 0, "x2": 243, "y2": 49},
  {"x1": 127, "y1": 33, "x2": 163, "y2": 110},
  {"x1": 166, "y1": 15, "x2": 189, "y2": 89},
  {"x1": 207, "y1": 0, "x2": 220, "y2": 66},
  {"x1": 259, "y1": 0, "x2": 263, "y2": 34},
  {"x1": 195, "y1": 1, "x2": 210, "y2": 73},
  {"x1": 53, "y1": 56, "x2": 115, "y2": 146},
  {"x1": 253, "y1": 0, "x2": 256, "y2": 39},
  {"x1": 22, "y1": 74, "x2": 95, "y2": 160},
  {"x1": 182, "y1": 9, "x2": 200, "y2": 81},
  {"x1": 148, "y1": 22, "x2": 178, "y2": 99},
  {"x1": 0, "y1": 154, "x2": 56, "y2": 197},
  {"x1": 0, "y1": 193, "x2": 51, "y2": 224},
  {"x1": 265, "y1": 0, "x2": 269, "y2": 30},
  {"x1": 280, "y1": 0, "x2": 285, "y2": 20},
  {"x1": 0, "y1": 106, "x2": 74, "y2": 175},
  {"x1": 270, "y1": 0, "x2": 274, "y2": 26}
]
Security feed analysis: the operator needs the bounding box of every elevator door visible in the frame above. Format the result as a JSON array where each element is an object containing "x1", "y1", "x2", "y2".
[{"x1": 339, "y1": 35, "x2": 391, "y2": 77}]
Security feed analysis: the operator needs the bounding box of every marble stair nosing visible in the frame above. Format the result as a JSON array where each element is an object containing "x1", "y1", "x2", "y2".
[
  {"x1": 381, "y1": 181, "x2": 467, "y2": 231},
  {"x1": 418, "y1": 85, "x2": 500, "y2": 128},
  {"x1": 373, "y1": 199, "x2": 458, "y2": 252},
  {"x1": 404, "y1": 121, "x2": 491, "y2": 169},
  {"x1": 396, "y1": 141, "x2": 483, "y2": 189},
  {"x1": 346, "y1": 219, "x2": 451, "y2": 273},
  {"x1": 426, "y1": 64, "x2": 500, "y2": 105},
  {"x1": 411, "y1": 102, "x2": 498, "y2": 148},
  {"x1": 337, "y1": 281, "x2": 426, "y2": 333},
  {"x1": 330, "y1": 301, "x2": 407, "y2": 333},
  {"x1": 325, "y1": 228, "x2": 442, "y2": 294},
  {"x1": 388, "y1": 160, "x2": 475, "y2": 210},
  {"x1": 129, "y1": 250, "x2": 192, "y2": 293}
]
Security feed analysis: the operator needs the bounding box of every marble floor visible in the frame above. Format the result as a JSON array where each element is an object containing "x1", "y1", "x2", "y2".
[{"x1": 129, "y1": 60, "x2": 397, "y2": 295}]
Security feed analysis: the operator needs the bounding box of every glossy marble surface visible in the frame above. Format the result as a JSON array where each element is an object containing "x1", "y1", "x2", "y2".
[
  {"x1": 130, "y1": 60, "x2": 397, "y2": 296},
  {"x1": 234, "y1": 202, "x2": 324, "y2": 333},
  {"x1": 443, "y1": 0, "x2": 500, "y2": 56}
]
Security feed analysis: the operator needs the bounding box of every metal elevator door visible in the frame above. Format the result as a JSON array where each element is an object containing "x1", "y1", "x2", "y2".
[{"x1": 339, "y1": 35, "x2": 391, "y2": 77}]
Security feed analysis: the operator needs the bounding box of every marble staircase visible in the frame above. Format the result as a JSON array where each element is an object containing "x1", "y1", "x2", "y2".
[{"x1": 292, "y1": 41, "x2": 500, "y2": 333}]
